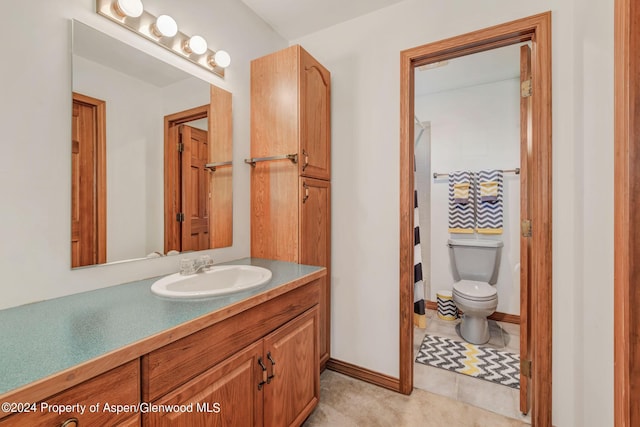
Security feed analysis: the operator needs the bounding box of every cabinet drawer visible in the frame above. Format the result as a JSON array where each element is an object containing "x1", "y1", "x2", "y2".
[
  {"x1": 142, "y1": 280, "x2": 320, "y2": 402},
  {"x1": 0, "y1": 360, "x2": 139, "y2": 427}
]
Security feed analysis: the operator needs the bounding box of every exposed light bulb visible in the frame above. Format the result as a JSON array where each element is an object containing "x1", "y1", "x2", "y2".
[
  {"x1": 114, "y1": 0, "x2": 143, "y2": 18},
  {"x1": 151, "y1": 15, "x2": 178, "y2": 38},
  {"x1": 183, "y1": 35, "x2": 207, "y2": 55},
  {"x1": 212, "y1": 50, "x2": 231, "y2": 68}
]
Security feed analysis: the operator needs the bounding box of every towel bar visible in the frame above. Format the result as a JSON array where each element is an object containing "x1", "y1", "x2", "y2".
[
  {"x1": 244, "y1": 154, "x2": 298, "y2": 167},
  {"x1": 433, "y1": 168, "x2": 520, "y2": 179},
  {"x1": 204, "y1": 161, "x2": 232, "y2": 172}
]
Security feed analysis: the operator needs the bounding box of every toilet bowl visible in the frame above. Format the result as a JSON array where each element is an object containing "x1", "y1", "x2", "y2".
[
  {"x1": 452, "y1": 279, "x2": 498, "y2": 344},
  {"x1": 447, "y1": 239, "x2": 503, "y2": 345}
]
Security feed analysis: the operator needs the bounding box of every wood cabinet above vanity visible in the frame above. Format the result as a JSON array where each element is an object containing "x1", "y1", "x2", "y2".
[{"x1": 0, "y1": 259, "x2": 324, "y2": 427}]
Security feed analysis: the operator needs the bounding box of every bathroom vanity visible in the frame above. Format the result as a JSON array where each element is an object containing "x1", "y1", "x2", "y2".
[{"x1": 0, "y1": 259, "x2": 324, "y2": 427}]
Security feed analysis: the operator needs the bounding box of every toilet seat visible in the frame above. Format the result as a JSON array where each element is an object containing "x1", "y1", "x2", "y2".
[{"x1": 453, "y1": 280, "x2": 497, "y2": 301}]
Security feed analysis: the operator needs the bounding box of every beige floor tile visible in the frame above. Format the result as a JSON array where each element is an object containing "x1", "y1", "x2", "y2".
[
  {"x1": 414, "y1": 326, "x2": 427, "y2": 356},
  {"x1": 499, "y1": 321, "x2": 521, "y2": 337},
  {"x1": 425, "y1": 317, "x2": 461, "y2": 341},
  {"x1": 413, "y1": 362, "x2": 458, "y2": 400},
  {"x1": 504, "y1": 333, "x2": 520, "y2": 353},
  {"x1": 457, "y1": 373, "x2": 521, "y2": 420},
  {"x1": 510, "y1": 387, "x2": 532, "y2": 424},
  {"x1": 484, "y1": 320, "x2": 508, "y2": 349}
]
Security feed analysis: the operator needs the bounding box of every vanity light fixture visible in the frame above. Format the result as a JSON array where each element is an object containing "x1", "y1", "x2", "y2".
[
  {"x1": 183, "y1": 35, "x2": 208, "y2": 55},
  {"x1": 151, "y1": 14, "x2": 178, "y2": 38},
  {"x1": 113, "y1": 0, "x2": 143, "y2": 18},
  {"x1": 96, "y1": 0, "x2": 229, "y2": 78},
  {"x1": 208, "y1": 50, "x2": 231, "y2": 69}
]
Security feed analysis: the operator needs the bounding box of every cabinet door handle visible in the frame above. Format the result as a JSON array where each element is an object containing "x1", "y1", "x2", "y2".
[
  {"x1": 303, "y1": 182, "x2": 310, "y2": 203},
  {"x1": 258, "y1": 357, "x2": 268, "y2": 390},
  {"x1": 267, "y1": 351, "x2": 276, "y2": 383},
  {"x1": 60, "y1": 418, "x2": 79, "y2": 427},
  {"x1": 302, "y1": 149, "x2": 309, "y2": 171}
]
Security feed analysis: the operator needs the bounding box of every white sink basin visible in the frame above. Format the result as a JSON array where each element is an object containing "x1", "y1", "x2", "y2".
[{"x1": 151, "y1": 265, "x2": 272, "y2": 299}]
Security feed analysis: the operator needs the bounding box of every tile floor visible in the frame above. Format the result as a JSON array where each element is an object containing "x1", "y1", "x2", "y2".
[{"x1": 413, "y1": 308, "x2": 531, "y2": 424}]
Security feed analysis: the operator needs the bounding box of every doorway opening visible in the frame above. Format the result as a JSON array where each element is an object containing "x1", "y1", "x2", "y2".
[
  {"x1": 412, "y1": 42, "x2": 527, "y2": 421},
  {"x1": 399, "y1": 12, "x2": 552, "y2": 426}
]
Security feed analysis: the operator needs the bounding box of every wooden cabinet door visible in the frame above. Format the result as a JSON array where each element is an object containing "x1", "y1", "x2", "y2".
[
  {"x1": 181, "y1": 125, "x2": 210, "y2": 252},
  {"x1": 299, "y1": 178, "x2": 331, "y2": 367},
  {"x1": 144, "y1": 341, "x2": 264, "y2": 427},
  {"x1": 299, "y1": 48, "x2": 331, "y2": 180},
  {"x1": 263, "y1": 308, "x2": 319, "y2": 427}
]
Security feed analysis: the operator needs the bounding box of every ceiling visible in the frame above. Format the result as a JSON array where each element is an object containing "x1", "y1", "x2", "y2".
[
  {"x1": 240, "y1": 2, "x2": 523, "y2": 96},
  {"x1": 240, "y1": 0, "x2": 406, "y2": 40}
]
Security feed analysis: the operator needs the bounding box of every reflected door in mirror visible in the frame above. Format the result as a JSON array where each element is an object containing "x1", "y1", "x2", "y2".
[
  {"x1": 164, "y1": 104, "x2": 214, "y2": 254},
  {"x1": 181, "y1": 125, "x2": 210, "y2": 251},
  {"x1": 71, "y1": 93, "x2": 106, "y2": 267}
]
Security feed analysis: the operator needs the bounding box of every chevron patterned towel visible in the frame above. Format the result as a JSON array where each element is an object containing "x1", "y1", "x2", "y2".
[
  {"x1": 476, "y1": 169, "x2": 503, "y2": 234},
  {"x1": 415, "y1": 334, "x2": 520, "y2": 389},
  {"x1": 448, "y1": 171, "x2": 474, "y2": 233}
]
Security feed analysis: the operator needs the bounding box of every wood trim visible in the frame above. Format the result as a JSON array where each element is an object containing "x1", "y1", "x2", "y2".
[
  {"x1": 424, "y1": 301, "x2": 520, "y2": 324},
  {"x1": 399, "y1": 12, "x2": 552, "y2": 425},
  {"x1": 0, "y1": 268, "x2": 326, "y2": 415},
  {"x1": 72, "y1": 92, "x2": 107, "y2": 265},
  {"x1": 488, "y1": 312, "x2": 520, "y2": 325},
  {"x1": 614, "y1": 0, "x2": 640, "y2": 425},
  {"x1": 326, "y1": 358, "x2": 400, "y2": 393},
  {"x1": 519, "y1": 43, "x2": 533, "y2": 414}
]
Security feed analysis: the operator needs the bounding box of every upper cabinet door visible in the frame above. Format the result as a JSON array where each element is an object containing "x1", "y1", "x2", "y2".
[{"x1": 299, "y1": 48, "x2": 331, "y2": 180}]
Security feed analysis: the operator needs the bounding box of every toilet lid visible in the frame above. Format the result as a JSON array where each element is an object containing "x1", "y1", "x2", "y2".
[{"x1": 453, "y1": 280, "x2": 497, "y2": 301}]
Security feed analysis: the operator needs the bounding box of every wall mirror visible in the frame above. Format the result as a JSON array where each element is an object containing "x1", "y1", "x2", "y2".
[{"x1": 71, "y1": 20, "x2": 233, "y2": 268}]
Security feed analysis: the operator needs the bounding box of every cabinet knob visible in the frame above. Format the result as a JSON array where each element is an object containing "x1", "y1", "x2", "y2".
[
  {"x1": 60, "y1": 417, "x2": 79, "y2": 427},
  {"x1": 302, "y1": 149, "x2": 309, "y2": 171}
]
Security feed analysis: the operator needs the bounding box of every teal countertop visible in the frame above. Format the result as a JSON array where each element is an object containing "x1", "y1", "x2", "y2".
[{"x1": 0, "y1": 258, "x2": 323, "y2": 396}]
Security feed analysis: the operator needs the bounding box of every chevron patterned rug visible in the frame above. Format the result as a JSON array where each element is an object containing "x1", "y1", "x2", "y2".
[{"x1": 415, "y1": 334, "x2": 520, "y2": 389}]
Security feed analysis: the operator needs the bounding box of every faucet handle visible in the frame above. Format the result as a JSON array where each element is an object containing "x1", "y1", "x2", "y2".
[
  {"x1": 179, "y1": 258, "x2": 196, "y2": 275},
  {"x1": 199, "y1": 255, "x2": 214, "y2": 269}
]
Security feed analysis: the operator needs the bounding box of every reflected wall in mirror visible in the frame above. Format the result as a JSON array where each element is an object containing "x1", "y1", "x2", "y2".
[{"x1": 71, "y1": 20, "x2": 232, "y2": 268}]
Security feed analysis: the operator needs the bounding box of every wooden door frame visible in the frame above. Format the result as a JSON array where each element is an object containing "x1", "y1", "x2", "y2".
[
  {"x1": 163, "y1": 104, "x2": 209, "y2": 253},
  {"x1": 72, "y1": 92, "x2": 107, "y2": 265},
  {"x1": 399, "y1": 12, "x2": 552, "y2": 426},
  {"x1": 614, "y1": 1, "x2": 640, "y2": 425}
]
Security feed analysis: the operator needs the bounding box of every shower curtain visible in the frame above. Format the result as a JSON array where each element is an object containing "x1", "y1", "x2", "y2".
[{"x1": 413, "y1": 158, "x2": 426, "y2": 328}]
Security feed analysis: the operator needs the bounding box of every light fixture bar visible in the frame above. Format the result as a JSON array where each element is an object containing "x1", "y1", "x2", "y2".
[{"x1": 96, "y1": 0, "x2": 226, "y2": 78}]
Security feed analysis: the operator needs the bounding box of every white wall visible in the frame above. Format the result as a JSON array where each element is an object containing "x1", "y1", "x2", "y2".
[
  {"x1": 416, "y1": 78, "x2": 521, "y2": 315},
  {"x1": 0, "y1": 0, "x2": 286, "y2": 308},
  {"x1": 293, "y1": 0, "x2": 614, "y2": 425},
  {"x1": 73, "y1": 55, "x2": 164, "y2": 262}
]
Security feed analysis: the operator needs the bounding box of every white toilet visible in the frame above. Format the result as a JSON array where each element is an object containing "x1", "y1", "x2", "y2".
[{"x1": 448, "y1": 239, "x2": 503, "y2": 345}]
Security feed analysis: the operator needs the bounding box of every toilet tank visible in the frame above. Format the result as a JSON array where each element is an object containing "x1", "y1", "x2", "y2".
[{"x1": 448, "y1": 239, "x2": 503, "y2": 284}]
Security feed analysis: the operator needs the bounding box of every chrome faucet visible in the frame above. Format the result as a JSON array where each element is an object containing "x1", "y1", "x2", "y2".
[{"x1": 179, "y1": 255, "x2": 214, "y2": 275}]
